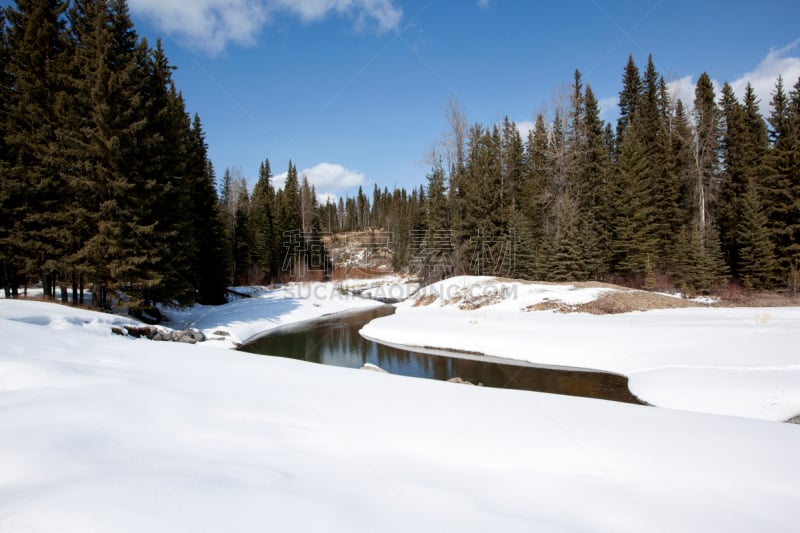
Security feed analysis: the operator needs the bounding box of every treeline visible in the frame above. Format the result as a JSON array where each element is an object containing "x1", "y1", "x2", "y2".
[
  {"x1": 217, "y1": 160, "x2": 334, "y2": 285},
  {"x1": 0, "y1": 0, "x2": 229, "y2": 312},
  {"x1": 219, "y1": 161, "x2": 428, "y2": 283},
  {"x1": 279, "y1": 56, "x2": 799, "y2": 293},
  {"x1": 429, "y1": 58, "x2": 800, "y2": 293}
]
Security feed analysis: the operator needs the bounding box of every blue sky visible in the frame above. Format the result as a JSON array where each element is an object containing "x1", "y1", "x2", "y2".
[{"x1": 6, "y1": 1, "x2": 800, "y2": 201}]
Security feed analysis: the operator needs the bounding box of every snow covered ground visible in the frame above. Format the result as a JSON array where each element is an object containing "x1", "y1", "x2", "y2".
[
  {"x1": 1, "y1": 295, "x2": 799, "y2": 532},
  {"x1": 360, "y1": 276, "x2": 800, "y2": 422}
]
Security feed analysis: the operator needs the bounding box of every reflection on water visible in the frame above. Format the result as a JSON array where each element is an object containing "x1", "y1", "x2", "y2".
[{"x1": 239, "y1": 306, "x2": 644, "y2": 405}]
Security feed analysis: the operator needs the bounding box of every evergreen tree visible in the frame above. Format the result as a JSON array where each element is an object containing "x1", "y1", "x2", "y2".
[
  {"x1": 766, "y1": 76, "x2": 800, "y2": 287},
  {"x1": 250, "y1": 158, "x2": 277, "y2": 283},
  {"x1": 77, "y1": 0, "x2": 161, "y2": 310},
  {"x1": 578, "y1": 84, "x2": 612, "y2": 275},
  {"x1": 281, "y1": 161, "x2": 302, "y2": 231},
  {"x1": 788, "y1": 76, "x2": 800, "y2": 293},
  {"x1": 649, "y1": 77, "x2": 685, "y2": 275},
  {"x1": 546, "y1": 192, "x2": 592, "y2": 281},
  {"x1": 138, "y1": 41, "x2": 196, "y2": 307},
  {"x1": 736, "y1": 178, "x2": 778, "y2": 289},
  {"x1": 718, "y1": 82, "x2": 770, "y2": 280},
  {"x1": 608, "y1": 123, "x2": 659, "y2": 279},
  {"x1": 638, "y1": 55, "x2": 661, "y2": 147},
  {"x1": 0, "y1": 0, "x2": 232, "y2": 308},
  {"x1": 232, "y1": 196, "x2": 252, "y2": 285},
  {"x1": 458, "y1": 125, "x2": 506, "y2": 275},
  {"x1": 300, "y1": 182, "x2": 330, "y2": 278},
  {"x1": 616, "y1": 55, "x2": 641, "y2": 149},
  {"x1": 672, "y1": 222, "x2": 721, "y2": 294},
  {"x1": 219, "y1": 167, "x2": 251, "y2": 283},
  {"x1": 416, "y1": 157, "x2": 451, "y2": 281},
  {"x1": 277, "y1": 161, "x2": 302, "y2": 279},
  {"x1": 59, "y1": 0, "x2": 105, "y2": 304},
  {"x1": 0, "y1": 10, "x2": 19, "y2": 297},
  {"x1": 3, "y1": 0, "x2": 70, "y2": 299},
  {"x1": 672, "y1": 98, "x2": 696, "y2": 208},
  {"x1": 425, "y1": 156, "x2": 449, "y2": 232},
  {"x1": 185, "y1": 116, "x2": 228, "y2": 304},
  {"x1": 516, "y1": 115, "x2": 550, "y2": 278},
  {"x1": 500, "y1": 116, "x2": 526, "y2": 218}
]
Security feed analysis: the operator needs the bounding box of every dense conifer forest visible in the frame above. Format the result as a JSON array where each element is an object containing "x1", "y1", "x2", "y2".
[{"x1": 2, "y1": 1, "x2": 799, "y2": 315}]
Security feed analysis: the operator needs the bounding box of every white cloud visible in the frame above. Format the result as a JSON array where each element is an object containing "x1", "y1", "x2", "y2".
[
  {"x1": 666, "y1": 75, "x2": 695, "y2": 110},
  {"x1": 316, "y1": 192, "x2": 339, "y2": 205},
  {"x1": 302, "y1": 162, "x2": 366, "y2": 189},
  {"x1": 516, "y1": 120, "x2": 535, "y2": 139},
  {"x1": 598, "y1": 96, "x2": 619, "y2": 123},
  {"x1": 129, "y1": 0, "x2": 403, "y2": 55},
  {"x1": 666, "y1": 41, "x2": 800, "y2": 112},
  {"x1": 730, "y1": 39, "x2": 800, "y2": 108},
  {"x1": 273, "y1": 162, "x2": 365, "y2": 198},
  {"x1": 477, "y1": 0, "x2": 491, "y2": 9}
]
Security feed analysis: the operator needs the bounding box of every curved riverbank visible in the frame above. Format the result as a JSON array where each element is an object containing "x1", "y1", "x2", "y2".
[
  {"x1": 359, "y1": 276, "x2": 800, "y2": 422},
  {"x1": 240, "y1": 306, "x2": 645, "y2": 404}
]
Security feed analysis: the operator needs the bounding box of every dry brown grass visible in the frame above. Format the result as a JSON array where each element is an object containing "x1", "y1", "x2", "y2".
[
  {"x1": 412, "y1": 294, "x2": 438, "y2": 307},
  {"x1": 576, "y1": 291, "x2": 700, "y2": 314},
  {"x1": 413, "y1": 277, "x2": 800, "y2": 314},
  {"x1": 715, "y1": 291, "x2": 800, "y2": 308},
  {"x1": 527, "y1": 290, "x2": 701, "y2": 315}
]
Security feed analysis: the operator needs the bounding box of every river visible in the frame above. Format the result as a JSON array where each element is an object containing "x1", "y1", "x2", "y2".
[{"x1": 239, "y1": 306, "x2": 644, "y2": 404}]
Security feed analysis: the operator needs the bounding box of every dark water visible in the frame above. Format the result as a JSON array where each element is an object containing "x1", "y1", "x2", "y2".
[{"x1": 239, "y1": 306, "x2": 644, "y2": 405}]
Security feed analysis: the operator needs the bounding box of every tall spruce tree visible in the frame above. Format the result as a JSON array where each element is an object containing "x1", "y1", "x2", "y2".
[
  {"x1": 250, "y1": 158, "x2": 277, "y2": 283},
  {"x1": 609, "y1": 121, "x2": 659, "y2": 280},
  {"x1": 458, "y1": 125, "x2": 508, "y2": 275},
  {"x1": 719, "y1": 82, "x2": 770, "y2": 281},
  {"x1": 276, "y1": 161, "x2": 302, "y2": 279},
  {"x1": 788, "y1": 77, "x2": 800, "y2": 293},
  {"x1": 766, "y1": 76, "x2": 800, "y2": 288},
  {"x1": 651, "y1": 76, "x2": 685, "y2": 274},
  {"x1": 517, "y1": 115, "x2": 550, "y2": 278},
  {"x1": 3, "y1": 0, "x2": 70, "y2": 299},
  {"x1": 606, "y1": 56, "x2": 661, "y2": 283},
  {"x1": 616, "y1": 54, "x2": 641, "y2": 149},
  {"x1": 0, "y1": 10, "x2": 18, "y2": 297},
  {"x1": 415, "y1": 157, "x2": 451, "y2": 281},
  {"x1": 59, "y1": 0, "x2": 103, "y2": 304},
  {"x1": 185, "y1": 116, "x2": 228, "y2": 304},
  {"x1": 137, "y1": 41, "x2": 197, "y2": 307},
  {"x1": 736, "y1": 177, "x2": 778, "y2": 289},
  {"x1": 77, "y1": 0, "x2": 162, "y2": 310}
]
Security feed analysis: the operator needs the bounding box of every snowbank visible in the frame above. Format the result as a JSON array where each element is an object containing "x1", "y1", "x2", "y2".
[
  {"x1": 163, "y1": 282, "x2": 386, "y2": 348},
  {"x1": 360, "y1": 276, "x2": 800, "y2": 421},
  {"x1": 1, "y1": 297, "x2": 799, "y2": 532}
]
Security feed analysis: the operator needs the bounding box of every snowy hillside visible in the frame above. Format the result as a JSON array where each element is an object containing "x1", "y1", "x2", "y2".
[
  {"x1": 1, "y1": 296, "x2": 799, "y2": 532},
  {"x1": 361, "y1": 276, "x2": 800, "y2": 421}
]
